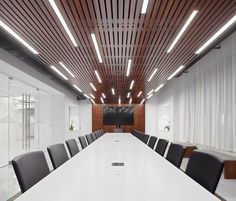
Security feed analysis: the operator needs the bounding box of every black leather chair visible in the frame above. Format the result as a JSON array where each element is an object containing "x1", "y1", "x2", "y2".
[
  {"x1": 12, "y1": 151, "x2": 50, "y2": 193},
  {"x1": 155, "y1": 139, "x2": 169, "y2": 156},
  {"x1": 166, "y1": 143, "x2": 184, "y2": 168},
  {"x1": 85, "y1": 134, "x2": 93, "y2": 145},
  {"x1": 147, "y1": 136, "x2": 158, "y2": 149},
  {"x1": 185, "y1": 151, "x2": 224, "y2": 194},
  {"x1": 91, "y1": 133, "x2": 97, "y2": 141},
  {"x1": 95, "y1": 132, "x2": 100, "y2": 139},
  {"x1": 78, "y1": 136, "x2": 88, "y2": 149},
  {"x1": 66, "y1": 139, "x2": 79, "y2": 157},
  {"x1": 141, "y1": 134, "x2": 150, "y2": 144},
  {"x1": 47, "y1": 143, "x2": 69, "y2": 169}
]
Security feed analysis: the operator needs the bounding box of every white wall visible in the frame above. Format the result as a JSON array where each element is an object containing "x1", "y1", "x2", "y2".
[{"x1": 78, "y1": 100, "x2": 92, "y2": 136}]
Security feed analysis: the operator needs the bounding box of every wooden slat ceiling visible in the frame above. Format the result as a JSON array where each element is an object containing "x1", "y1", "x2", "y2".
[{"x1": 0, "y1": 0, "x2": 236, "y2": 104}]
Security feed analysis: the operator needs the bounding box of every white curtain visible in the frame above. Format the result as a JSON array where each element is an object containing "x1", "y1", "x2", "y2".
[{"x1": 172, "y1": 31, "x2": 236, "y2": 152}]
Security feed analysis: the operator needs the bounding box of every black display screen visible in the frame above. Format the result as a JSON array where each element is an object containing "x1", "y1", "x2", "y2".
[{"x1": 103, "y1": 106, "x2": 134, "y2": 125}]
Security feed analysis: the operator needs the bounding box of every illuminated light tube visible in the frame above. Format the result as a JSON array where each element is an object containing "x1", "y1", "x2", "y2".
[
  {"x1": 112, "y1": 88, "x2": 115, "y2": 95},
  {"x1": 90, "y1": 99, "x2": 95, "y2": 104},
  {"x1": 0, "y1": 20, "x2": 39, "y2": 54},
  {"x1": 102, "y1": 93, "x2": 106, "y2": 98},
  {"x1": 73, "y1": 84, "x2": 82, "y2": 92},
  {"x1": 91, "y1": 34, "x2": 102, "y2": 63},
  {"x1": 141, "y1": 0, "x2": 149, "y2": 14},
  {"x1": 167, "y1": 65, "x2": 185, "y2": 80},
  {"x1": 137, "y1": 91, "x2": 142, "y2": 97},
  {"x1": 95, "y1": 70, "x2": 102, "y2": 83},
  {"x1": 90, "y1": 83, "x2": 97, "y2": 91},
  {"x1": 84, "y1": 93, "x2": 90, "y2": 99},
  {"x1": 118, "y1": 98, "x2": 121, "y2": 105},
  {"x1": 48, "y1": 0, "x2": 77, "y2": 46},
  {"x1": 100, "y1": 97, "x2": 104, "y2": 104},
  {"x1": 196, "y1": 15, "x2": 236, "y2": 54},
  {"x1": 154, "y1": 84, "x2": 164, "y2": 92},
  {"x1": 140, "y1": 98, "x2": 145, "y2": 104},
  {"x1": 129, "y1": 98, "x2": 132, "y2": 104},
  {"x1": 59, "y1": 62, "x2": 75, "y2": 77},
  {"x1": 127, "y1": 92, "x2": 130, "y2": 98},
  {"x1": 90, "y1": 94, "x2": 95, "y2": 99},
  {"x1": 126, "y1": 59, "x2": 132, "y2": 76},
  {"x1": 50, "y1": 66, "x2": 68, "y2": 80},
  {"x1": 130, "y1": 80, "x2": 134, "y2": 90},
  {"x1": 167, "y1": 10, "x2": 198, "y2": 53},
  {"x1": 147, "y1": 93, "x2": 153, "y2": 99},
  {"x1": 148, "y1": 68, "x2": 158, "y2": 82},
  {"x1": 147, "y1": 89, "x2": 154, "y2": 96}
]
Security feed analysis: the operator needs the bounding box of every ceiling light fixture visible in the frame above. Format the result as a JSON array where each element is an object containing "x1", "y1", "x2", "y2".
[
  {"x1": 126, "y1": 59, "x2": 132, "y2": 76},
  {"x1": 127, "y1": 92, "x2": 130, "y2": 98},
  {"x1": 129, "y1": 98, "x2": 132, "y2": 104},
  {"x1": 118, "y1": 97, "x2": 121, "y2": 105},
  {"x1": 0, "y1": 20, "x2": 39, "y2": 54},
  {"x1": 112, "y1": 88, "x2": 115, "y2": 95},
  {"x1": 167, "y1": 10, "x2": 198, "y2": 53},
  {"x1": 102, "y1": 93, "x2": 106, "y2": 98},
  {"x1": 73, "y1": 84, "x2": 82, "y2": 92},
  {"x1": 59, "y1": 62, "x2": 75, "y2": 77},
  {"x1": 84, "y1": 93, "x2": 90, "y2": 99},
  {"x1": 141, "y1": 0, "x2": 149, "y2": 14},
  {"x1": 154, "y1": 84, "x2": 164, "y2": 92},
  {"x1": 148, "y1": 68, "x2": 158, "y2": 82},
  {"x1": 196, "y1": 15, "x2": 236, "y2": 54},
  {"x1": 90, "y1": 99, "x2": 95, "y2": 104},
  {"x1": 147, "y1": 93, "x2": 153, "y2": 99},
  {"x1": 100, "y1": 97, "x2": 104, "y2": 104},
  {"x1": 48, "y1": 0, "x2": 77, "y2": 46},
  {"x1": 90, "y1": 83, "x2": 97, "y2": 91},
  {"x1": 91, "y1": 34, "x2": 102, "y2": 63},
  {"x1": 130, "y1": 80, "x2": 134, "y2": 90},
  {"x1": 140, "y1": 99, "x2": 145, "y2": 104},
  {"x1": 90, "y1": 94, "x2": 95, "y2": 99},
  {"x1": 50, "y1": 66, "x2": 68, "y2": 80},
  {"x1": 94, "y1": 70, "x2": 102, "y2": 83},
  {"x1": 137, "y1": 91, "x2": 142, "y2": 97},
  {"x1": 167, "y1": 65, "x2": 185, "y2": 80},
  {"x1": 147, "y1": 89, "x2": 154, "y2": 96}
]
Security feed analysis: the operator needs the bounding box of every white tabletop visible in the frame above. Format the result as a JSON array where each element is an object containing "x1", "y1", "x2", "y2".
[{"x1": 15, "y1": 133, "x2": 220, "y2": 201}]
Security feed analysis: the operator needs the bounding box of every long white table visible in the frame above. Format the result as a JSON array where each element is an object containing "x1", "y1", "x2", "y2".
[{"x1": 15, "y1": 133, "x2": 220, "y2": 201}]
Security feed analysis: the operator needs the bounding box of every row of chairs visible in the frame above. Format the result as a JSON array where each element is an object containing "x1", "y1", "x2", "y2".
[
  {"x1": 131, "y1": 130, "x2": 224, "y2": 194},
  {"x1": 12, "y1": 130, "x2": 104, "y2": 193}
]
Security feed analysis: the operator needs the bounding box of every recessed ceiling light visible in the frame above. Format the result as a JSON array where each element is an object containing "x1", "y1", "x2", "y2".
[
  {"x1": 91, "y1": 34, "x2": 102, "y2": 63},
  {"x1": 100, "y1": 97, "x2": 104, "y2": 104},
  {"x1": 129, "y1": 98, "x2": 132, "y2": 104},
  {"x1": 118, "y1": 97, "x2": 121, "y2": 105},
  {"x1": 137, "y1": 91, "x2": 142, "y2": 97},
  {"x1": 147, "y1": 93, "x2": 153, "y2": 99},
  {"x1": 126, "y1": 59, "x2": 132, "y2": 76},
  {"x1": 0, "y1": 20, "x2": 39, "y2": 54},
  {"x1": 148, "y1": 68, "x2": 158, "y2": 82},
  {"x1": 154, "y1": 84, "x2": 164, "y2": 92},
  {"x1": 167, "y1": 65, "x2": 185, "y2": 80},
  {"x1": 167, "y1": 10, "x2": 198, "y2": 53},
  {"x1": 196, "y1": 15, "x2": 236, "y2": 54},
  {"x1": 90, "y1": 94, "x2": 95, "y2": 99},
  {"x1": 147, "y1": 89, "x2": 154, "y2": 96},
  {"x1": 140, "y1": 98, "x2": 145, "y2": 104},
  {"x1": 73, "y1": 84, "x2": 82, "y2": 92},
  {"x1": 90, "y1": 99, "x2": 95, "y2": 104},
  {"x1": 84, "y1": 93, "x2": 90, "y2": 99},
  {"x1": 141, "y1": 0, "x2": 149, "y2": 14},
  {"x1": 50, "y1": 66, "x2": 68, "y2": 80},
  {"x1": 90, "y1": 83, "x2": 97, "y2": 91},
  {"x1": 127, "y1": 92, "x2": 130, "y2": 98},
  {"x1": 112, "y1": 88, "x2": 115, "y2": 95},
  {"x1": 48, "y1": 0, "x2": 77, "y2": 46},
  {"x1": 59, "y1": 62, "x2": 75, "y2": 77},
  {"x1": 130, "y1": 80, "x2": 134, "y2": 90},
  {"x1": 95, "y1": 70, "x2": 102, "y2": 83},
  {"x1": 102, "y1": 93, "x2": 106, "y2": 98}
]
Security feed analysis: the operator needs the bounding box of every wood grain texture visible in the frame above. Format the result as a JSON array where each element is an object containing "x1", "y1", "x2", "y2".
[{"x1": 92, "y1": 104, "x2": 145, "y2": 133}]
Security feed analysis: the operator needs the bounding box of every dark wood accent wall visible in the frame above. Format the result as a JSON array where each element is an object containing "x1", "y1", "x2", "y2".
[{"x1": 92, "y1": 104, "x2": 145, "y2": 133}]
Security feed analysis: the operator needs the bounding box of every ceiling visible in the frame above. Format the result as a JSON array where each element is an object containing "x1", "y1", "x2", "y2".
[{"x1": 0, "y1": 0, "x2": 236, "y2": 104}]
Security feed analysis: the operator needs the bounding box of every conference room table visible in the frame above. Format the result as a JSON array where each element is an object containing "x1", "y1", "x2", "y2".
[{"x1": 15, "y1": 133, "x2": 220, "y2": 201}]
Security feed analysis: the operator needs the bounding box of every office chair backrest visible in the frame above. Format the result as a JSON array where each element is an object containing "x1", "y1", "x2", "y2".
[
  {"x1": 185, "y1": 151, "x2": 224, "y2": 194},
  {"x1": 66, "y1": 139, "x2": 79, "y2": 157},
  {"x1": 85, "y1": 134, "x2": 93, "y2": 145},
  {"x1": 47, "y1": 143, "x2": 69, "y2": 169},
  {"x1": 141, "y1": 134, "x2": 150, "y2": 144},
  {"x1": 147, "y1": 136, "x2": 158, "y2": 149},
  {"x1": 78, "y1": 136, "x2": 88, "y2": 149},
  {"x1": 166, "y1": 143, "x2": 184, "y2": 168},
  {"x1": 12, "y1": 151, "x2": 50, "y2": 193},
  {"x1": 91, "y1": 133, "x2": 97, "y2": 141},
  {"x1": 155, "y1": 139, "x2": 169, "y2": 156}
]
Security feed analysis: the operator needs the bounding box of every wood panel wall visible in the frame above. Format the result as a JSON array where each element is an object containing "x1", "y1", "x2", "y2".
[{"x1": 92, "y1": 104, "x2": 145, "y2": 133}]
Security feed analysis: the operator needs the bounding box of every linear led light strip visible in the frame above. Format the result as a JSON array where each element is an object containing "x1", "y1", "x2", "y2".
[
  {"x1": 167, "y1": 10, "x2": 198, "y2": 53},
  {"x1": 147, "y1": 89, "x2": 154, "y2": 96},
  {"x1": 90, "y1": 94, "x2": 95, "y2": 99},
  {"x1": 95, "y1": 70, "x2": 102, "y2": 83},
  {"x1": 59, "y1": 62, "x2": 75, "y2": 77},
  {"x1": 147, "y1": 93, "x2": 153, "y2": 100},
  {"x1": 154, "y1": 84, "x2": 164, "y2": 92},
  {"x1": 90, "y1": 83, "x2": 97, "y2": 91},
  {"x1": 196, "y1": 15, "x2": 236, "y2": 54},
  {"x1": 102, "y1": 93, "x2": 106, "y2": 98},
  {"x1": 50, "y1": 66, "x2": 68, "y2": 80},
  {"x1": 148, "y1": 68, "x2": 158, "y2": 82},
  {"x1": 130, "y1": 80, "x2": 135, "y2": 90},
  {"x1": 129, "y1": 98, "x2": 132, "y2": 104},
  {"x1": 126, "y1": 59, "x2": 132, "y2": 76},
  {"x1": 90, "y1": 99, "x2": 95, "y2": 104},
  {"x1": 48, "y1": 0, "x2": 77, "y2": 46},
  {"x1": 91, "y1": 34, "x2": 102, "y2": 63},
  {"x1": 127, "y1": 92, "x2": 130, "y2": 98},
  {"x1": 73, "y1": 84, "x2": 82, "y2": 92},
  {"x1": 118, "y1": 98, "x2": 121, "y2": 104},
  {"x1": 141, "y1": 0, "x2": 149, "y2": 14},
  {"x1": 112, "y1": 88, "x2": 115, "y2": 95},
  {"x1": 167, "y1": 65, "x2": 185, "y2": 80},
  {"x1": 0, "y1": 20, "x2": 39, "y2": 54},
  {"x1": 140, "y1": 98, "x2": 145, "y2": 104},
  {"x1": 84, "y1": 93, "x2": 90, "y2": 99},
  {"x1": 100, "y1": 97, "x2": 104, "y2": 104},
  {"x1": 137, "y1": 91, "x2": 142, "y2": 97}
]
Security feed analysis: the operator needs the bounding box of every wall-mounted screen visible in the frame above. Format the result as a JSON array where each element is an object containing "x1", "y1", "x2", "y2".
[{"x1": 103, "y1": 106, "x2": 134, "y2": 125}]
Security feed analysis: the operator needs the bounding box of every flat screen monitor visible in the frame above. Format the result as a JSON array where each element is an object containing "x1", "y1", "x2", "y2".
[{"x1": 103, "y1": 106, "x2": 134, "y2": 125}]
